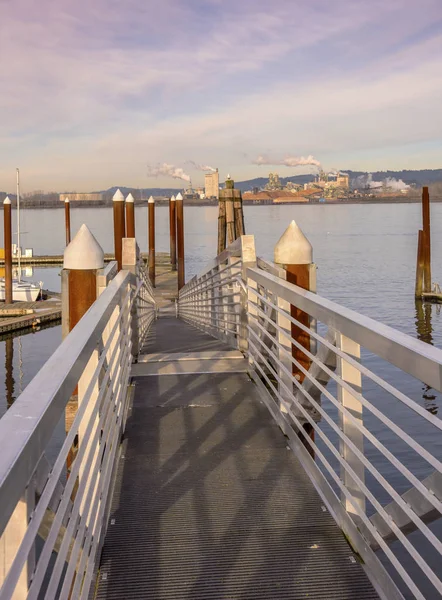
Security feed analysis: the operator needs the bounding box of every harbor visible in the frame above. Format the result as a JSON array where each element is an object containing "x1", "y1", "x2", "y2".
[{"x1": 0, "y1": 186, "x2": 441, "y2": 599}]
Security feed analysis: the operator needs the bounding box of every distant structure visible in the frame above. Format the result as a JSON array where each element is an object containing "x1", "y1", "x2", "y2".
[
  {"x1": 265, "y1": 173, "x2": 282, "y2": 191},
  {"x1": 60, "y1": 193, "x2": 103, "y2": 202},
  {"x1": 205, "y1": 169, "x2": 219, "y2": 199}
]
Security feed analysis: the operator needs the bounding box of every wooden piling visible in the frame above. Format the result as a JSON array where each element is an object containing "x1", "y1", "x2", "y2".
[
  {"x1": 415, "y1": 229, "x2": 425, "y2": 298},
  {"x1": 169, "y1": 195, "x2": 177, "y2": 271},
  {"x1": 3, "y1": 197, "x2": 13, "y2": 305},
  {"x1": 113, "y1": 189, "x2": 125, "y2": 271},
  {"x1": 148, "y1": 196, "x2": 156, "y2": 287},
  {"x1": 234, "y1": 189, "x2": 245, "y2": 239},
  {"x1": 5, "y1": 337, "x2": 14, "y2": 408},
  {"x1": 126, "y1": 193, "x2": 135, "y2": 238},
  {"x1": 275, "y1": 221, "x2": 315, "y2": 453},
  {"x1": 218, "y1": 176, "x2": 245, "y2": 253},
  {"x1": 62, "y1": 224, "x2": 104, "y2": 476},
  {"x1": 176, "y1": 192, "x2": 185, "y2": 290},
  {"x1": 422, "y1": 186, "x2": 431, "y2": 293},
  {"x1": 217, "y1": 197, "x2": 226, "y2": 255},
  {"x1": 64, "y1": 198, "x2": 71, "y2": 246}
]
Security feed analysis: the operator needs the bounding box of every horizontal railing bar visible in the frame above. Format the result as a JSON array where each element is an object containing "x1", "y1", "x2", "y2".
[
  {"x1": 180, "y1": 240, "x2": 243, "y2": 289},
  {"x1": 248, "y1": 323, "x2": 442, "y2": 559},
  {"x1": 0, "y1": 270, "x2": 132, "y2": 538},
  {"x1": 248, "y1": 346, "x2": 425, "y2": 600},
  {"x1": 180, "y1": 274, "x2": 239, "y2": 299},
  {"x1": 247, "y1": 267, "x2": 442, "y2": 391}
]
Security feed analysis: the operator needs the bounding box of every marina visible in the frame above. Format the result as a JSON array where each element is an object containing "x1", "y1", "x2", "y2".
[{"x1": 0, "y1": 188, "x2": 442, "y2": 599}]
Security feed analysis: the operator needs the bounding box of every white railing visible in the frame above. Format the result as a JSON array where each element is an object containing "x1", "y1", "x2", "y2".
[
  {"x1": 0, "y1": 262, "x2": 156, "y2": 600},
  {"x1": 177, "y1": 235, "x2": 442, "y2": 600},
  {"x1": 178, "y1": 236, "x2": 256, "y2": 352}
]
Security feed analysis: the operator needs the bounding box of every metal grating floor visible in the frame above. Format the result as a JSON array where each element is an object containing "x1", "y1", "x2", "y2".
[{"x1": 94, "y1": 319, "x2": 379, "y2": 599}]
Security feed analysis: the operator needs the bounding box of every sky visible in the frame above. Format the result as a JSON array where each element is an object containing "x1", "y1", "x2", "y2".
[{"x1": 1, "y1": 0, "x2": 442, "y2": 192}]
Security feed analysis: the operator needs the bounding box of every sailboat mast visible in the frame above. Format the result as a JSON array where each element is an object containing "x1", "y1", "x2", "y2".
[{"x1": 16, "y1": 168, "x2": 21, "y2": 281}]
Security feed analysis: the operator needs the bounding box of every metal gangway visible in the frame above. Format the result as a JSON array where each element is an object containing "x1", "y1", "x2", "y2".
[{"x1": 1, "y1": 233, "x2": 442, "y2": 599}]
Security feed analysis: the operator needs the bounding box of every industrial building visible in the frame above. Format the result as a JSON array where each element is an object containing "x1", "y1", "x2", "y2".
[
  {"x1": 204, "y1": 169, "x2": 219, "y2": 199},
  {"x1": 60, "y1": 193, "x2": 103, "y2": 202}
]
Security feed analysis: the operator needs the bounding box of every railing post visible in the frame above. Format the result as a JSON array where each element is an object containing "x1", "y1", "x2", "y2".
[
  {"x1": 62, "y1": 225, "x2": 105, "y2": 475},
  {"x1": 65, "y1": 197, "x2": 71, "y2": 246},
  {"x1": 176, "y1": 192, "x2": 185, "y2": 290},
  {"x1": 169, "y1": 195, "x2": 177, "y2": 271},
  {"x1": 3, "y1": 197, "x2": 13, "y2": 304},
  {"x1": 125, "y1": 193, "x2": 135, "y2": 238},
  {"x1": 113, "y1": 189, "x2": 125, "y2": 271},
  {"x1": 123, "y1": 237, "x2": 140, "y2": 359},
  {"x1": 148, "y1": 196, "x2": 156, "y2": 287},
  {"x1": 337, "y1": 334, "x2": 365, "y2": 516},
  {"x1": 239, "y1": 235, "x2": 256, "y2": 353}
]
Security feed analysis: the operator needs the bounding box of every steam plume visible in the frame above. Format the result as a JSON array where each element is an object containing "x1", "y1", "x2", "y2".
[
  {"x1": 188, "y1": 161, "x2": 217, "y2": 172},
  {"x1": 147, "y1": 163, "x2": 191, "y2": 183},
  {"x1": 352, "y1": 173, "x2": 410, "y2": 191},
  {"x1": 253, "y1": 154, "x2": 321, "y2": 168}
]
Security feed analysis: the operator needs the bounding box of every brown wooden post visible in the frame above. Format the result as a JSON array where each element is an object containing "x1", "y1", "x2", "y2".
[
  {"x1": 275, "y1": 221, "x2": 315, "y2": 453},
  {"x1": 113, "y1": 189, "x2": 125, "y2": 271},
  {"x1": 125, "y1": 193, "x2": 135, "y2": 238},
  {"x1": 233, "y1": 189, "x2": 245, "y2": 239},
  {"x1": 3, "y1": 197, "x2": 13, "y2": 304},
  {"x1": 5, "y1": 337, "x2": 14, "y2": 408},
  {"x1": 148, "y1": 195, "x2": 156, "y2": 287},
  {"x1": 415, "y1": 229, "x2": 425, "y2": 298},
  {"x1": 422, "y1": 186, "x2": 431, "y2": 293},
  {"x1": 61, "y1": 224, "x2": 105, "y2": 475},
  {"x1": 169, "y1": 195, "x2": 177, "y2": 271},
  {"x1": 64, "y1": 197, "x2": 71, "y2": 246},
  {"x1": 217, "y1": 196, "x2": 226, "y2": 255},
  {"x1": 176, "y1": 192, "x2": 185, "y2": 290}
]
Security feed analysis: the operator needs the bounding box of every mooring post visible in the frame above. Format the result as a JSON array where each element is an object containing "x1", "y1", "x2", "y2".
[
  {"x1": 148, "y1": 195, "x2": 156, "y2": 287},
  {"x1": 3, "y1": 197, "x2": 13, "y2": 304},
  {"x1": 422, "y1": 186, "x2": 431, "y2": 293},
  {"x1": 113, "y1": 189, "x2": 125, "y2": 271},
  {"x1": 176, "y1": 192, "x2": 185, "y2": 290},
  {"x1": 61, "y1": 224, "x2": 105, "y2": 476},
  {"x1": 169, "y1": 195, "x2": 177, "y2": 271},
  {"x1": 274, "y1": 221, "x2": 314, "y2": 384},
  {"x1": 415, "y1": 229, "x2": 425, "y2": 298},
  {"x1": 64, "y1": 197, "x2": 71, "y2": 246},
  {"x1": 274, "y1": 221, "x2": 316, "y2": 454},
  {"x1": 125, "y1": 193, "x2": 135, "y2": 238}
]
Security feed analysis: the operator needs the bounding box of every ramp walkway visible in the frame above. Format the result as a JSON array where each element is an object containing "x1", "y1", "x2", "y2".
[{"x1": 94, "y1": 316, "x2": 378, "y2": 599}]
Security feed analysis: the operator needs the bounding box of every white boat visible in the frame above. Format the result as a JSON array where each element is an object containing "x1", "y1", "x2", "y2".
[
  {"x1": 0, "y1": 279, "x2": 42, "y2": 302},
  {"x1": 1, "y1": 169, "x2": 43, "y2": 302}
]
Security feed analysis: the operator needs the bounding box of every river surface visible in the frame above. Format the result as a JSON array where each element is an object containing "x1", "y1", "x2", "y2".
[{"x1": 1, "y1": 203, "x2": 442, "y2": 597}]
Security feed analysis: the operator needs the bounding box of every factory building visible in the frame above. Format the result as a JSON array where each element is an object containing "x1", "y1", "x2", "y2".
[
  {"x1": 204, "y1": 169, "x2": 219, "y2": 199},
  {"x1": 60, "y1": 193, "x2": 103, "y2": 202}
]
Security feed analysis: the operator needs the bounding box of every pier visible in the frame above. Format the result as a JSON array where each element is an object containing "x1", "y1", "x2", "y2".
[{"x1": 1, "y1": 215, "x2": 442, "y2": 599}]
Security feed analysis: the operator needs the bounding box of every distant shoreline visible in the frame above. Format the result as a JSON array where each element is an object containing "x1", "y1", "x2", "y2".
[{"x1": 1, "y1": 196, "x2": 441, "y2": 210}]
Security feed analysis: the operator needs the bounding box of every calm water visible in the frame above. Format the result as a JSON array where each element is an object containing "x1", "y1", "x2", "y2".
[{"x1": 1, "y1": 203, "x2": 442, "y2": 597}]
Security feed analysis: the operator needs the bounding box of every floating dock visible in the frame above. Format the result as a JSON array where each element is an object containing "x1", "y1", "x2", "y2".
[
  {"x1": 0, "y1": 292, "x2": 61, "y2": 334},
  {"x1": 0, "y1": 252, "x2": 170, "y2": 266}
]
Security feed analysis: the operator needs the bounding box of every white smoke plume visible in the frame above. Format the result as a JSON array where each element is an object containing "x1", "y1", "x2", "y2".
[
  {"x1": 147, "y1": 163, "x2": 191, "y2": 183},
  {"x1": 352, "y1": 173, "x2": 410, "y2": 191},
  {"x1": 188, "y1": 161, "x2": 217, "y2": 172},
  {"x1": 253, "y1": 154, "x2": 321, "y2": 168}
]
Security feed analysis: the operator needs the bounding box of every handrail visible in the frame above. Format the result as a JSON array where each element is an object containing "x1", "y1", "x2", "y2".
[
  {"x1": 0, "y1": 270, "x2": 131, "y2": 536},
  {"x1": 0, "y1": 257, "x2": 157, "y2": 599},
  {"x1": 176, "y1": 235, "x2": 442, "y2": 599},
  {"x1": 247, "y1": 266, "x2": 442, "y2": 390}
]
